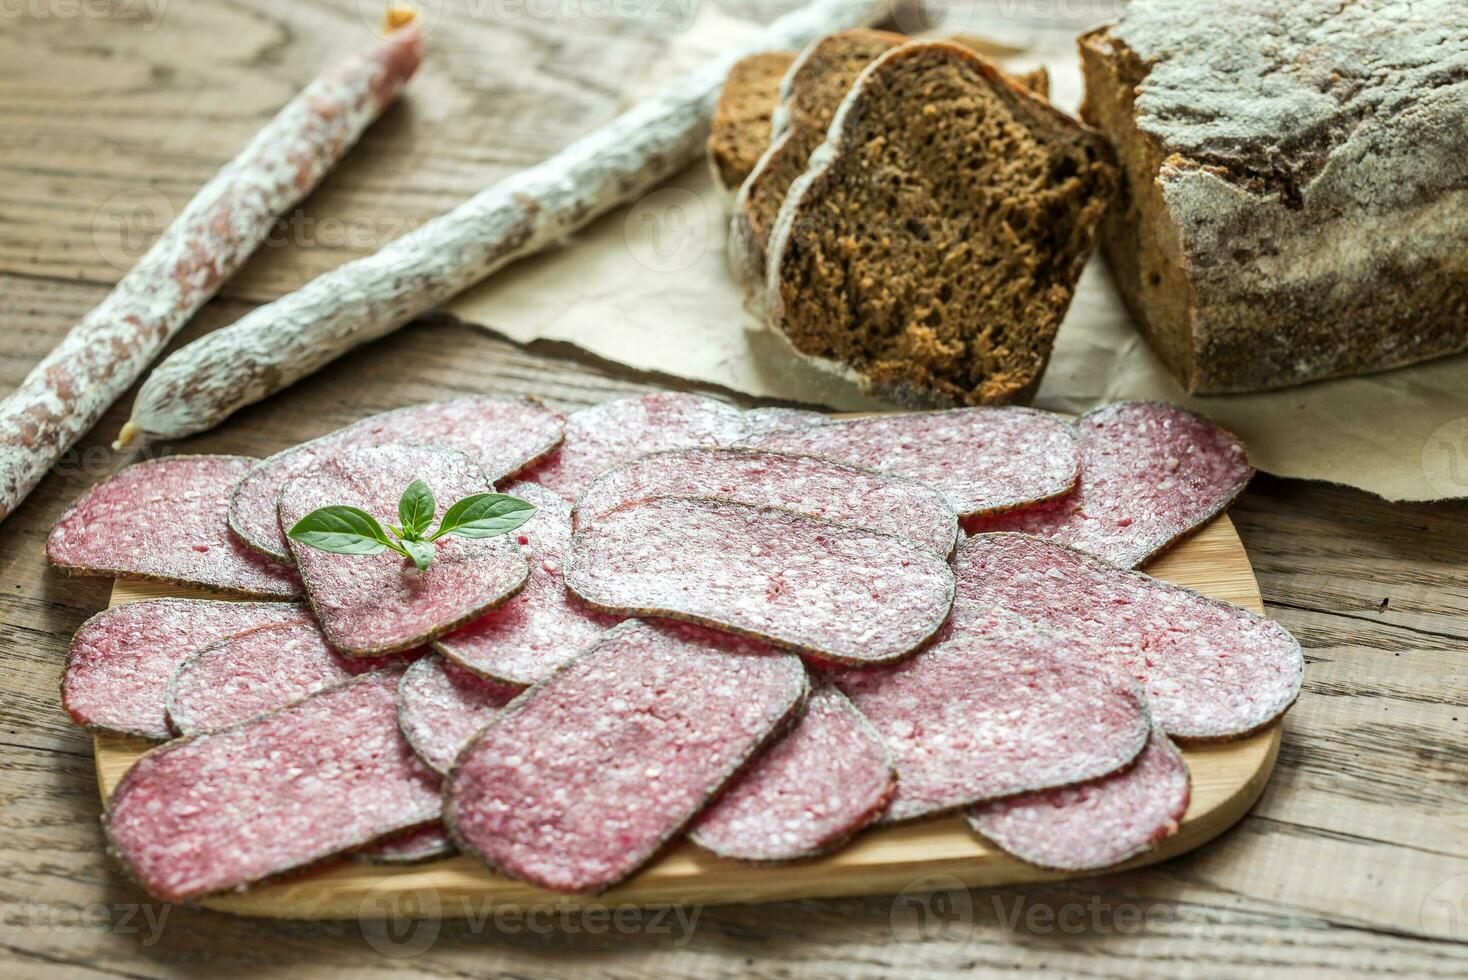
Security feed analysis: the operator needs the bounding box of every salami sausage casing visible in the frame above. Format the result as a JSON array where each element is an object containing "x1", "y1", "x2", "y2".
[{"x1": 396, "y1": 654, "x2": 519, "y2": 775}]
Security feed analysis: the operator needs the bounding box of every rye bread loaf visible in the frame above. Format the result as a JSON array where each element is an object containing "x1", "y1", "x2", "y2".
[
  {"x1": 1080, "y1": 0, "x2": 1468, "y2": 393},
  {"x1": 730, "y1": 30, "x2": 1049, "y2": 292},
  {"x1": 765, "y1": 42, "x2": 1118, "y2": 406},
  {"x1": 709, "y1": 51, "x2": 799, "y2": 193}
]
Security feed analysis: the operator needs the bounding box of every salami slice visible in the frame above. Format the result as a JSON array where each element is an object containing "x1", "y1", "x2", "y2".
[
  {"x1": 353, "y1": 823, "x2": 456, "y2": 865},
  {"x1": 831, "y1": 603, "x2": 1151, "y2": 822},
  {"x1": 966, "y1": 727, "x2": 1190, "y2": 871},
  {"x1": 565, "y1": 497, "x2": 955, "y2": 664},
  {"x1": 230, "y1": 397, "x2": 566, "y2": 561},
  {"x1": 444, "y1": 619, "x2": 808, "y2": 893},
  {"x1": 166, "y1": 621, "x2": 414, "y2": 736},
  {"x1": 435, "y1": 482, "x2": 617, "y2": 685},
  {"x1": 953, "y1": 533, "x2": 1303, "y2": 740},
  {"x1": 964, "y1": 402, "x2": 1253, "y2": 567},
  {"x1": 104, "y1": 671, "x2": 441, "y2": 903},
  {"x1": 689, "y1": 682, "x2": 895, "y2": 862},
  {"x1": 739, "y1": 406, "x2": 827, "y2": 438},
  {"x1": 520, "y1": 393, "x2": 746, "y2": 501},
  {"x1": 64, "y1": 598, "x2": 310, "y2": 740},
  {"x1": 279, "y1": 445, "x2": 530, "y2": 656},
  {"x1": 397, "y1": 655, "x2": 519, "y2": 775},
  {"x1": 47, "y1": 455, "x2": 301, "y2": 598},
  {"x1": 575, "y1": 448, "x2": 959, "y2": 557},
  {"x1": 741, "y1": 408, "x2": 1079, "y2": 516}
]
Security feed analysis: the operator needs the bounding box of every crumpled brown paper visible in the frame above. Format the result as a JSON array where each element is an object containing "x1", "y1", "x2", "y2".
[{"x1": 445, "y1": 7, "x2": 1468, "y2": 502}]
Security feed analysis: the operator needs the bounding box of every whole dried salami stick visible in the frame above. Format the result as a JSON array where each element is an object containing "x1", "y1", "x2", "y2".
[
  {"x1": 0, "y1": 20, "x2": 424, "y2": 523},
  {"x1": 116, "y1": 0, "x2": 890, "y2": 448}
]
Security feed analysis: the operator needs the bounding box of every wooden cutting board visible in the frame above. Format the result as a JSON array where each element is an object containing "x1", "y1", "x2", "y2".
[{"x1": 93, "y1": 514, "x2": 1278, "y2": 919}]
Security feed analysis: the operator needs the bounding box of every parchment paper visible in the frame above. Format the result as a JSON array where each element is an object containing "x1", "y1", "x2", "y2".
[{"x1": 445, "y1": 6, "x2": 1468, "y2": 502}]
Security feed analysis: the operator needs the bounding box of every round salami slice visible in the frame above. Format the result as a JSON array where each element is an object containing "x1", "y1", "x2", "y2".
[
  {"x1": 831, "y1": 603, "x2": 1151, "y2": 823},
  {"x1": 740, "y1": 407, "x2": 1079, "y2": 517},
  {"x1": 352, "y1": 823, "x2": 456, "y2": 865},
  {"x1": 575, "y1": 448, "x2": 959, "y2": 556},
  {"x1": 739, "y1": 406, "x2": 827, "y2": 439},
  {"x1": 229, "y1": 397, "x2": 565, "y2": 562},
  {"x1": 444, "y1": 619, "x2": 808, "y2": 894},
  {"x1": 166, "y1": 621, "x2": 415, "y2": 736},
  {"x1": 953, "y1": 533, "x2": 1303, "y2": 740},
  {"x1": 279, "y1": 445, "x2": 530, "y2": 656},
  {"x1": 519, "y1": 392, "x2": 746, "y2": 501},
  {"x1": 435, "y1": 482, "x2": 618, "y2": 685},
  {"x1": 963, "y1": 402, "x2": 1253, "y2": 568},
  {"x1": 104, "y1": 671, "x2": 441, "y2": 903},
  {"x1": 689, "y1": 682, "x2": 895, "y2": 862},
  {"x1": 64, "y1": 598, "x2": 311, "y2": 740},
  {"x1": 967, "y1": 727, "x2": 1191, "y2": 871},
  {"x1": 565, "y1": 497, "x2": 955, "y2": 664},
  {"x1": 397, "y1": 654, "x2": 519, "y2": 775},
  {"x1": 47, "y1": 455, "x2": 302, "y2": 598}
]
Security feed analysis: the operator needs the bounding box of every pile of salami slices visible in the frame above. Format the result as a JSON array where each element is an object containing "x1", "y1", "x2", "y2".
[{"x1": 49, "y1": 393, "x2": 1302, "y2": 902}]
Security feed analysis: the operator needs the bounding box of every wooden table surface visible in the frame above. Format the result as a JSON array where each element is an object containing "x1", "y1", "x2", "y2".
[{"x1": 2, "y1": 1, "x2": 1465, "y2": 976}]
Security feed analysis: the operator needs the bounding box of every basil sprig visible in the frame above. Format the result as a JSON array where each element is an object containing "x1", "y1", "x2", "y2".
[{"x1": 288, "y1": 478, "x2": 535, "y2": 571}]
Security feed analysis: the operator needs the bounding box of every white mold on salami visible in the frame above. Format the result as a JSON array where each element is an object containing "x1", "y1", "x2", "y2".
[
  {"x1": 967, "y1": 727, "x2": 1191, "y2": 871},
  {"x1": 0, "y1": 25, "x2": 423, "y2": 524},
  {"x1": 47, "y1": 455, "x2": 302, "y2": 598},
  {"x1": 574, "y1": 447, "x2": 959, "y2": 557},
  {"x1": 954, "y1": 532, "x2": 1303, "y2": 740},
  {"x1": 740, "y1": 407, "x2": 1080, "y2": 517},
  {"x1": 279, "y1": 445, "x2": 529, "y2": 656},
  {"x1": 104, "y1": 671, "x2": 441, "y2": 903},
  {"x1": 230, "y1": 397, "x2": 566, "y2": 561},
  {"x1": 166, "y1": 621, "x2": 415, "y2": 736},
  {"x1": 435, "y1": 482, "x2": 616, "y2": 686},
  {"x1": 690, "y1": 682, "x2": 895, "y2": 863},
  {"x1": 352, "y1": 823, "x2": 456, "y2": 865},
  {"x1": 565, "y1": 497, "x2": 956, "y2": 665},
  {"x1": 831, "y1": 603, "x2": 1152, "y2": 823},
  {"x1": 396, "y1": 654, "x2": 519, "y2": 775},
  {"x1": 521, "y1": 393, "x2": 746, "y2": 502},
  {"x1": 444, "y1": 619, "x2": 808, "y2": 894},
  {"x1": 964, "y1": 401, "x2": 1253, "y2": 567},
  {"x1": 64, "y1": 598, "x2": 311, "y2": 740}
]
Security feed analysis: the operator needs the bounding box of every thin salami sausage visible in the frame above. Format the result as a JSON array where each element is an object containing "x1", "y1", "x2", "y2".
[
  {"x1": 966, "y1": 727, "x2": 1191, "y2": 871},
  {"x1": 48, "y1": 456, "x2": 302, "y2": 598},
  {"x1": 230, "y1": 397, "x2": 565, "y2": 562},
  {"x1": 964, "y1": 402, "x2": 1253, "y2": 567},
  {"x1": 0, "y1": 23, "x2": 423, "y2": 524},
  {"x1": 444, "y1": 619, "x2": 807, "y2": 893},
  {"x1": 690, "y1": 682, "x2": 895, "y2": 862},
  {"x1": 104, "y1": 671, "x2": 441, "y2": 903},
  {"x1": 565, "y1": 497, "x2": 955, "y2": 665},
  {"x1": 574, "y1": 447, "x2": 959, "y2": 556},
  {"x1": 435, "y1": 482, "x2": 616, "y2": 686},
  {"x1": 116, "y1": 0, "x2": 889, "y2": 447},
  {"x1": 740, "y1": 407, "x2": 1079, "y2": 517},
  {"x1": 396, "y1": 654, "x2": 519, "y2": 775},
  {"x1": 953, "y1": 532, "x2": 1303, "y2": 740},
  {"x1": 279, "y1": 445, "x2": 529, "y2": 656},
  {"x1": 64, "y1": 598, "x2": 310, "y2": 740},
  {"x1": 166, "y1": 621, "x2": 415, "y2": 736}
]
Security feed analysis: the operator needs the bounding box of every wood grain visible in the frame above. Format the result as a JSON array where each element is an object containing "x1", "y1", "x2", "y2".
[
  {"x1": 94, "y1": 516, "x2": 1278, "y2": 919},
  {"x1": 0, "y1": 0, "x2": 1465, "y2": 975}
]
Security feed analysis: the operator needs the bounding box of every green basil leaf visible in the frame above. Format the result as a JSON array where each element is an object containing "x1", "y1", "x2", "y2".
[
  {"x1": 400, "y1": 537, "x2": 436, "y2": 572},
  {"x1": 287, "y1": 505, "x2": 392, "y2": 555},
  {"x1": 430, "y1": 493, "x2": 536, "y2": 540},
  {"x1": 398, "y1": 479, "x2": 436, "y2": 539}
]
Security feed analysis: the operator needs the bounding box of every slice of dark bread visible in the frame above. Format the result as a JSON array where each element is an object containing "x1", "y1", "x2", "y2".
[
  {"x1": 709, "y1": 51, "x2": 798, "y2": 194},
  {"x1": 765, "y1": 41, "x2": 1118, "y2": 407},
  {"x1": 729, "y1": 30, "x2": 1050, "y2": 299}
]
